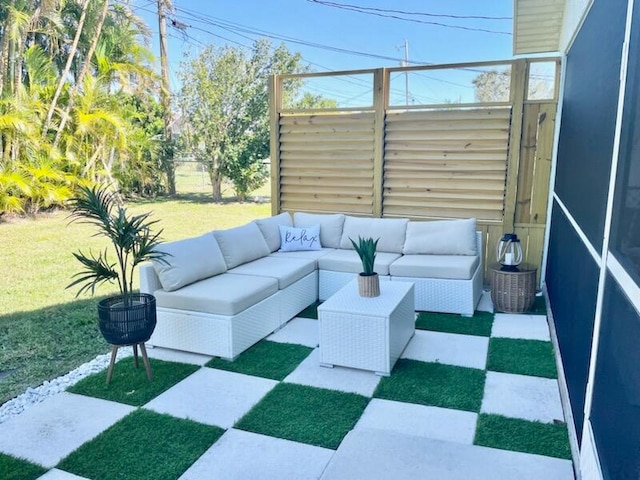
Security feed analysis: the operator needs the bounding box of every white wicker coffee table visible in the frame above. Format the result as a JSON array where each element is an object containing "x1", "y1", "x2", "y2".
[{"x1": 318, "y1": 280, "x2": 415, "y2": 376}]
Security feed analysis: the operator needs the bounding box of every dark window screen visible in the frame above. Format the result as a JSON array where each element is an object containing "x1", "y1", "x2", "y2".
[
  {"x1": 590, "y1": 274, "x2": 640, "y2": 480},
  {"x1": 546, "y1": 202, "x2": 599, "y2": 439},
  {"x1": 610, "y1": 0, "x2": 640, "y2": 284},
  {"x1": 554, "y1": 0, "x2": 627, "y2": 252}
]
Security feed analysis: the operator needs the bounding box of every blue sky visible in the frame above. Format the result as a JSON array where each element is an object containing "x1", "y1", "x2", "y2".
[{"x1": 132, "y1": 1, "x2": 515, "y2": 106}]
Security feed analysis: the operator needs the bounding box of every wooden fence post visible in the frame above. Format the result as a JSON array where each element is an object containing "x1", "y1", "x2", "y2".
[
  {"x1": 503, "y1": 59, "x2": 528, "y2": 233},
  {"x1": 373, "y1": 68, "x2": 388, "y2": 218},
  {"x1": 269, "y1": 74, "x2": 282, "y2": 216}
]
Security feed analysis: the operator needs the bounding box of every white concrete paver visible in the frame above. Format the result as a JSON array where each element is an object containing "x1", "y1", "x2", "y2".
[
  {"x1": 179, "y1": 428, "x2": 334, "y2": 480},
  {"x1": 401, "y1": 330, "x2": 489, "y2": 369},
  {"x1": 145, "y1": 347, "x2": 213, "y2": 365},
  {"x1": 354, "y1": 399, "x2": 478, "y2": 444},
  {"x1": 491, "y1": 313, "x2": 551, "y2": 341},
  {"x1": 283, "y1": 349, "x2": 381, "y2": 396},
  {"x1": 321, "y1": 428, "x2": 574, "y2": 480},
  {"x1": 37, "y1": 469, "x2": 90, "y2": 480},
  {"x1": 481, "y1": 371, "x2": 564, "y2": 423},
  {"x1": 0, "y1": 392, "x2": 134, "y2": 468},
  {"x1": 267, "y1": 317, "x2": 319, "y2": 348},
  {"x1": 144, "y1": 368, "x2": 277, "y2": 428},
  {"x1": 477, "y1": 291, "x2": 494, "y2": 313}
]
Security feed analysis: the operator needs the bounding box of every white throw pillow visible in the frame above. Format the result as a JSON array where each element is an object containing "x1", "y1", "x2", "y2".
[
  {"x1": 255, "y1": 212, "x2": 293, "y2": 252},
  {"x1": 339, "y1": 216, "x2": 409, "y2": 253},
  {"x1": 403, "y1": 218, "x2": 477, "y2": 255},
  {"x1": 293, "y1": 212, "x2": 345, "y2": 248},
  {"x1": 279, "y1": 225, "x2": 321, "y2": 252},
  {"x1": 152, "y1": 233, "x2": 227, "y2": 292},
  {"x1": 213, "y1": 222, "x2": 271, "y2": 269}
]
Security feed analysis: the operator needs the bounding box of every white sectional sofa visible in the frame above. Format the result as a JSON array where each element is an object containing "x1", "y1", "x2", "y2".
[{"x1": 140, "y1": 212, "x2": 483, "y2": 359}]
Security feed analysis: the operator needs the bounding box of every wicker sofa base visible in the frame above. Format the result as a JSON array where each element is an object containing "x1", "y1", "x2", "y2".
[{"x1": 147, "y1": 272, "x2": 317, "y2": 359}]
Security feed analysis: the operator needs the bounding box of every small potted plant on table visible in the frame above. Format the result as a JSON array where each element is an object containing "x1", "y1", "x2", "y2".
[
  {"x1": 67, "y1": 185, "x2": 167, "y2": 383},
  {"x1": 350, "y1": 236, "x2": 380, "y2": 297}
]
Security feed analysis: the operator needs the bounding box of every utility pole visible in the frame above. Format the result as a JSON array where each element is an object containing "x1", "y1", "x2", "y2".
[
  {"x1": 397, "y1": 39, "x2": 410, "y2": 105},
  {"x1": 403, "y1": 39, "x2": 409, "y2": 106},
  {"x1": 158, "y1": 0, "x2": 176, "y2": 195}
]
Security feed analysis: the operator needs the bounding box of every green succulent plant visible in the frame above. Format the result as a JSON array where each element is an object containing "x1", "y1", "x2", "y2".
[{"x1": 350, "y1": 236, "x2": 379, "y2": 276}]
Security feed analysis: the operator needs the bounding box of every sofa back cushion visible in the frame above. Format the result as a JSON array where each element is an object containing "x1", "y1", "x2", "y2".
[
  {"x1": 403, "y1": 218, "x2": 477, "y2": 255},
  {"x1": 255, "y1": 212, "x2": 293, "y2": 252},
  {"x1": 152, "y1": 233, "x2": 227, "y2": 292},
  {"x1": 339, "y1": 216, "x2": 409, "y2": 253},
  {"x1": 214, "y1": 222, "x2": 271, "y2": 269},
  {"x1": 293, "y1": 212, "x2": 345, "y2": 248}
]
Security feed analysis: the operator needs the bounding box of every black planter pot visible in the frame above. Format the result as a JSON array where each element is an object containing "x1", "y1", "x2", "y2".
[{"x1": 97, "y1": 293, "x2": 157, "y2": 346}]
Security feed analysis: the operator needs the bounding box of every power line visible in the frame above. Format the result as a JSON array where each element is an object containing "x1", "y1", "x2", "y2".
[
  {"x1": 307, "y1": 0, "x2": 512, "y2": 35},
  {"x1": 307, "y1": 1, "x2": 512, "y2": 21}
]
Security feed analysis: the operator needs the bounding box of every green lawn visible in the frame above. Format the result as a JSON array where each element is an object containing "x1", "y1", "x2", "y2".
[{"x1": 0, "y1": 179, "x2": 271, "y2": 405}]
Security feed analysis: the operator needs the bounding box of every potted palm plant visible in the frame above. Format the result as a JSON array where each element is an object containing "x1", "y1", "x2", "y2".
[
  {"x1": 350, "y1": 236, "x2": 380, "y2": 297},
  {"x1": 67, "y1": 185, "x2": 167, "y2": 382}
]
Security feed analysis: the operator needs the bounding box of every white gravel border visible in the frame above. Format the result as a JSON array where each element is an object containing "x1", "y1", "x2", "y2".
[{"x1": 0, "y1": 348, "x2": 133, "y2": 424}]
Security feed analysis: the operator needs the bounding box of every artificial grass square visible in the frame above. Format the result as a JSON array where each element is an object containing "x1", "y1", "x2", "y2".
[
  {"x1": 416, "y1": 310, "x2": 494, "y2": 337},
  {"x1": 235, "y1": 383, "x2": 369, "y2": 449},
  {"x1": 474, "y1": 414, "x2": 571, "y2": 459},
  {"x1": 297, "y1": 301, "x2": 320, "y2": 319},
  {"x1": 58, "y1": 409, "x2": 224, "y2": 480},
  {"x1": 67, "y1": 358, "x2": 199, "y2": 406},
  {"x1": 374, "y1": 359, "x2": 486, "y2": 412},
  {"x1": 206, "y1": 340, "x2": 313, "y2": 380},
  {"x1": 528, "y1": 296, "x2": 547, "y2": 314},
  {"x1": 487, "y1": 338, "x2": 557, "y2": 379},
  {"x1": 0, "y1": 453, "x2": 46, "y2": 480}
]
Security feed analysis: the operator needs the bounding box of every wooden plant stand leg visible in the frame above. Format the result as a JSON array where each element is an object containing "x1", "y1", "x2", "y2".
[
  {"x1": 139, "y1": 343, "x2": 153, "y2": 382},
  {"x1": 133, "y1": 343, "x2": 139, "y2": 368},
  {"x1": 106, "y1": 345, "x2": 119, "y2": 384}
]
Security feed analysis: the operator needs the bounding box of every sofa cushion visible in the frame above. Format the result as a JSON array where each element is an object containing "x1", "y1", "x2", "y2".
[
  {"x1": 293, "y1": 212, "x2": 345, "y2": 249},
  {"x1": 255, "y1": 212, "x2": 293, "y2": 252},
  {"x1": 403, "y1": 218, "x2": 477, "y2": 255},
  {"x1": 213, "y1": 222, "x2": 271, "y2": 269},
  {"x1": 153, "y1": 273, "x2": 278, "y2": 316},
  {"x1": 279, "y1": 225, "x2": 321, "y2": 252},
  {"x1": 269, "y1": 248, "x2": 335, "y2": 267},
  {"x1": 389, "y1": 254, "x2": 479, "y2": 280},
  {"x1": 318, "y1": 249, "x2": 401, "y2": 276},
  {"x1": 229, "y1": 256, "x2": 316, "y2": 289},
  {"x1": 340, "y1": 216, "x2": 409, "y2": 253},
  {"x1": 152, "y1": 233, "x2": 226, "y2": 292}
]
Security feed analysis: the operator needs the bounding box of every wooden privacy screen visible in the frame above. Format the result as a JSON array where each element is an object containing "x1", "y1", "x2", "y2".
[
  {"x1": 384, "y1": 108, "x2": 511, "y2": 221},
  {"x1": 279, "y1": 112, "x2": 375, "y2": 214},
  {"x1": 270, "y1": 59, "x2": 559, "y2": 283}
]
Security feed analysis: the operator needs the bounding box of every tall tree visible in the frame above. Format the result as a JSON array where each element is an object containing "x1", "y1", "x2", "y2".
[
  {"x1": 177, "y1": 39, "x2": 309, "y2": 201},
  {"x1": 473, "y1": 68, "x2": 554, "y2": 103}
]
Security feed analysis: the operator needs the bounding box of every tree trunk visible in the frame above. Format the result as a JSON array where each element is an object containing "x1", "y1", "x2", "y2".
[
  {"x1": 54, "y1": 0, "x2": 110, "y2": 147},
  {"x1": 0, "y1": 13, "x2": 10, "y2": 96},
  {"x1": 42, "y1": 0, "x2": 90, "y2": 138},
  {"x1": 207, "y1": 159, "x2": 222, "y2": 201}
]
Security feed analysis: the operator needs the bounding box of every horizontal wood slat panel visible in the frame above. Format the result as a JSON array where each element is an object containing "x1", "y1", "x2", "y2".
[
  {"x1": 279, "y1": 112, "x2": 375, "y2": 216},
  {"x1": 386, "y1": 109, "x2": 511, "y2": 122},
  {"x1": 383, "y1": 108, "x2": 511, "y2": 221},
  {"x1": 280, "y1": 113, "x2": 375, "y2": 125}
]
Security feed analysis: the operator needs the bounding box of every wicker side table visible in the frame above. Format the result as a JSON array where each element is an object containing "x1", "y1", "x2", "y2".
[{"x1": 490, "y1": 263, "x2": 537, "y2": 313}]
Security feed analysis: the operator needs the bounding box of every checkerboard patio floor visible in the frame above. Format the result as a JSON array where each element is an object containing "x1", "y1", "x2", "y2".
[{"x1": 0, "y1": 293, "x2": 575, "y2": 480}]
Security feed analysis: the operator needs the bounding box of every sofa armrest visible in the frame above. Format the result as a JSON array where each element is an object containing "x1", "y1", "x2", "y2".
[
  {"x1": 475, "y1": 231, "x2": 483, "y2": 269},
  {"x1": 140, "y1": 263, "x2": 163, "y2": 294}
]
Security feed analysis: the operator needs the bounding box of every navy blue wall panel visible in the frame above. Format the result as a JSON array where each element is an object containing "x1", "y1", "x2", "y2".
[
  {"x1": 590, "y1": 275, "x2": 640, "y2": 480},
  {"x1": 546, "y1": 202, "x2": 599, "y2": 439},
  {"x1": 554, "y1": 0, "x2": 626, "y2": 252}
]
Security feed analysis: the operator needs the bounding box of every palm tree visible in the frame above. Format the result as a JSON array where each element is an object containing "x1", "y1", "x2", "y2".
[{"x1": 67, "y1": 184, "x2": 166, "y2": 301}]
